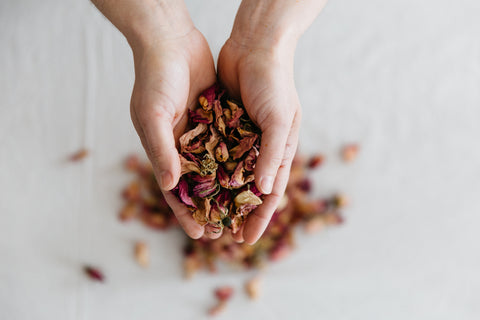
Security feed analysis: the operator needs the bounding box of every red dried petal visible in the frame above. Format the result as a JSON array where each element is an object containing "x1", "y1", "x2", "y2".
[
  {"x1": 84, "y1": 266, "x2": 104, "y2": 282},
  {"x1": 177, "y1": 179, "x2": 196, "y2": 208},
  {"x1": 179, "y1": 123, "x2": 208, "y2": 154},
  {"x1": 188, "y1": 108, "x2": 213, "y2": 124},
  {"x1": 215, "y1": 286, "x2": 234, "y2": 302},
  {"x1": 230, "y1": 134, "x2": 258, "y2": 160},
  {"x1": 225, "y1": 100, "x2": 244, "y2": 128}
]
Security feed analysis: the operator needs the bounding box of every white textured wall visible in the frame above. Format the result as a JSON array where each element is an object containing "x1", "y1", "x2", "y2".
[{"x1": 1, "y1": 0, "x2": 479, "y2": 319}]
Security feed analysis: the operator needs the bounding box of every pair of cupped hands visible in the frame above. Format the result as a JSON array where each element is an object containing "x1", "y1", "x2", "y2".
[{"x1": 130, "y1": 27, "x2": 301, "y2": 245}]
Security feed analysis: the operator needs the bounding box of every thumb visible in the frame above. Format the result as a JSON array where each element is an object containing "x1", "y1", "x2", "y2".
[{"x1": 133, "y1": 108, "x2": 181, "y2": 191}]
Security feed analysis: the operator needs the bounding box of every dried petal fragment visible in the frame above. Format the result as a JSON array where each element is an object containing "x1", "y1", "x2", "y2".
[
  {"x1": 213, "y1": 100, "x2": 227, "y2": 136},
  {"x1": 179, "y1": 154, "x2": 200, "y2": 176},
  {"x1": 308, "y1": 154, "x2": 324, "y2": 168},
  {"x1": 215, "y1": 142, "x2": 229, "y2": 162},
  {"x1": 177, "y1": 179, "x2": 196, "y2": 208},
  {"x1": 234, "y1": 190, "x2": 263, "y2": 207},
  {"x1": 225, "y1": 100, "x2": 244, "y2": 128},
  {"x1": 208, "y1": 301, "x2": 227, "y2": 316},
  {"x1": 179, "y1": 123, "x2": 208, "y2": 154},
  {"x1": 70, "y1": 149, "x2": 88, "y2": 161},
  {"x1": 341, "y1": 144, "x2": 359, "y2": 162},
  {"x1": 230, "y1": 134, "x2": 258, "y2": 160},
  {"x1": 119, "y1": 203, "x2": 138, "y2": 221},
  {"x1": 245, "y1": 276, "x2": 262, "y2": 300},
  {"x1": 84, "y1": 266, "x2": 104, "y2": 282},
  {"x1": 244, "y1": 147, "x2": 258, "y2": 171},
  {"x1": 135, "y1": 241, "x2": 149, "y2": 268},
  {"x1": 215, "y1": 286, "x2": 234, "y2": 302},
  {"x1": 188, "y1": 108, "x2": 213, "y2": 124}
]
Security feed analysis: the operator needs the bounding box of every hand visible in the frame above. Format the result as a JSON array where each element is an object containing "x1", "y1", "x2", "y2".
[
  {"x1": 130, "y1": 29, "x2": 216, "y2": 239},
  {"x1": 217, "y1": 38, "x2": 302, "y2": 244}
]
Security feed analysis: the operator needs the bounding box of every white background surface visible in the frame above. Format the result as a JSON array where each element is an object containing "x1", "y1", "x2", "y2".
[{"x1": 1, "y1": 0, "x2": 480, "y2": 319}]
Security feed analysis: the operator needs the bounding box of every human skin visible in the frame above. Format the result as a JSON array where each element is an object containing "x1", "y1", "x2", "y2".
[{"x1": 91, "y1": 0, "x2": 327, "y2": 243}]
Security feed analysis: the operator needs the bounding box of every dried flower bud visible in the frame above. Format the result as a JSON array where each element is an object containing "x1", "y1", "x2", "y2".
[{"x1": 134, "y1": 242, "x2": 149, "y2": 268}]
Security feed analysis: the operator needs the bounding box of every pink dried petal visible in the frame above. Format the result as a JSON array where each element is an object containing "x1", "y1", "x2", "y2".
[
  {"x1": 341, "y1": 144, "x2": 359, "y2": 162},
  {"x1": 236, "y1": 203, "x2": 258, "y2": 216},
  {"x1": 188, "y1": 108, "x2": 213, "y2": 124},
  {"x1": 179, "y1": 123, "x2": 208, "y2": 154},
  {"x1": 215, "y1": 286, "x2": 234, "y2": 302},
  {"x1": 177, "y1": 179, "x2": 196, "y2": 208},
  {"x1": 215, "y1": 142, "x2": 229, "y2": 163},
  {"x1": 308, "y1": 154, "x2": 324, "y2": 168},
  {"x1": 208, "y1": 301, "x2": 227, "y2": 316},
  {"x1": 199, "y1": 84, "x2": 217, "y2": 111},
  {"x1": 124, "y1": 154, "x2": 140, "y2": 172},
  {"x1": 216, "y1": 165, "x2": 230, "y2": 189},
  {"x1": 192, "y1": 198, "x2": 211, "y2": 226},
  {"x1": 84, "y1": 266, "x2": 104, "y2": 282},
  {"x1": 244, "y1": 147, "x2": 258, "y2": 171},
  {"x1": 229, "y1": 161, "x2": 246, "y2": 189},
  {"x1": 193, "y1": 178, "x2": 219, "y2": 198},
  {"x1": 226, "y1": 100, "x2": 244, "y2": 128},
  {"x1": 230, "y1": 134, "x2": 258, "y2": 160},
  {"x1": 183, "y1": 139, "x2": 205, "y2": 154}
]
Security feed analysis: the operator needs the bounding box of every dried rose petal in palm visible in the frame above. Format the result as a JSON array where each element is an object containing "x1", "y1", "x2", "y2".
[{"x1": 174, "y1": 84, "x2": 264, "y2": 232}]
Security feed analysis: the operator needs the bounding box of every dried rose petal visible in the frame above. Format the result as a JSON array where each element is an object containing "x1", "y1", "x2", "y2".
[
  {"x1": 341, "y1": 144, "x2": 359, "y2": 162},
  {"x1": 225, "y1": 100, "x2": 244, "y2": 128},
  {"x1": 230, "y1": 134, "x2": 258, "y2": 160},
  {"x1": 244, "y1": 147, "x2": 258, "y2": 171},
  {"x1": 208, "y1": 301, "x2": 227, "y2": 316},
  {"x1": 135, "y1": 241, "x2": 149, "y2": 268},
  {"x1": 308, "y1": 154, "x2": 324, "y2": 168},
  {"x1": 179, "y1": 154, "x2": 200, "y2": 175},
  {"x1": 245, "y1": 276, "x2": 262, "y2": 300},
  {"x1": 214, "y1": 286, "x2": 234, "y2": 302},
  {"x1": 234, "y1": 190, "x2": 263, "y2": 208},
  {"x1": 70, "y1": 149, "x2": 88, "y2": 161},
  {"x1": 176, "y1": 179, "x2": 196, "y2": 208},
  {"x1": 215, "y1": 142, "x2": 229, "y2": 162},
  {"x1": 84, "y1": 266, "x2": 104, "y2": 282},
  {"x1": 189, "y1": 108, "x2": 213, "y2": 124},
  {"x1": 179, "y1": 123, "x2": 208, "y2": 154}
]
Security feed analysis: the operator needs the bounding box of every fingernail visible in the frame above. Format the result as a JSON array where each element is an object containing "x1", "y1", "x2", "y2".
[
  {"x1": 159, "y1": 171, "x2": 173, "y2": 190},
  {"x1": 260, "y1": 176, "x2": 274, "y2": 194}
]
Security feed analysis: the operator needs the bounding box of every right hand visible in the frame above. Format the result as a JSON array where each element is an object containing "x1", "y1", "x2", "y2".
[{"x1": 129, "y1": 29, "x2": 216, "y2": 239}]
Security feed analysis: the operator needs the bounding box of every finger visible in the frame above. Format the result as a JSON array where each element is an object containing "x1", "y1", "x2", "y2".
[
  {"x1": 137, "y1": 108, "x2": 181, "y2": 191},
  {"x1": 162, "y1": 190, "x2": 205, "y2": 239},
  {"x1": 204, "y1": 224, "x2": 223, "y2": 240},
  {"x1": 254, "y1": 115, "x2": 291, "y2": 195},
  {"x1": 244, "y1": 111, "x2": 301, "y2": 244},
  {"x1": 231, "y1": 224, "x2": 245, "y2": 243}
]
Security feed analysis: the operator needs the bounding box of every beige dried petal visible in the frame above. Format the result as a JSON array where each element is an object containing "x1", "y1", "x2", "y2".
[
  {"x1": 135, "y1": 242, "x2": 149, "y2": 268},
  {"x1": 215, "y1": 142, "x2": 229, "y2": 163},
  {"x1": 205, "y1": 126, "x2": 220, "y2": 159},
  {"x1": 245, "y1": 276, "x2": 262, "y2": 300},
  {"x1": 208, "y1": 301, "x2": 227, "y2": 316},
  {"x1": 179, "y1": 154, "x2": 200, "y2": 176},
  {"x1": 234, "y1": 190, "x2": 263, "y2": 207},
  {"x1": 179, "y1": 123, "x2": 208, "y2": 153}
]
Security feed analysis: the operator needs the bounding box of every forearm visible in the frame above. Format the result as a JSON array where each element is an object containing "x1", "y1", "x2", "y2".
[
  {"x1": 230, "y1": 0, "x2": 327, "y2": 51},
  {"x1": 91, "y1": 0, "x2": 194, "y2": 50}
]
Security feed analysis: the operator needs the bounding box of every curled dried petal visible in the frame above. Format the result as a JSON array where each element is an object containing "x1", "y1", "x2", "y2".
[
  {"x1": 177, "y1": 179, "x2": 196, "y2": 208},
  {"x1": 205, "y1": 126, "x2": 220, "y2": 159},
  {"x1": 244, "y1": 147, "x2": 258, "y2": 171},
  {"x1": 234, "y1": 190, "x2": 263, "y2": 207},
  {"x1": 199, "y1": 84, "x2": 217, "y2": 111},
  {"x1": 179, "y1": 123, "x2": 208, "y2": 154},
  {"x1": 226, "y1": 100, "x2": 244, "y2": 128},
  {"x1": 213, "y1": 100, "x2": 227, "y2": 136},
  {"x1": 189, "y1": 108, "x2": 213, "y2": 124},
  {"x1": 230, "y1": 134, "x2": 258, "y2": 160},
  {"x1": 215, "y1": 142, "x2": 229, "y2": 162},
  {"x1": 179, "y1": 154, "x2": 200, "y2": 176},
  {"x1": 216, "y1": 165, "x2": 230, "y2": 189}
]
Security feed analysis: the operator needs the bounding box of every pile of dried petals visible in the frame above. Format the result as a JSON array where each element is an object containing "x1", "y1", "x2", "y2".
[
  {"x1": 120, "y1": 151, "x2": 345, "y2": 278},
  {"x1": 172, "y1": 84, "x2": 263, "y2": 234}
]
